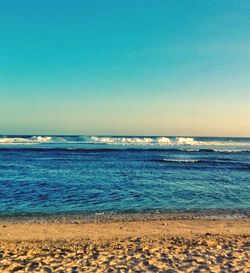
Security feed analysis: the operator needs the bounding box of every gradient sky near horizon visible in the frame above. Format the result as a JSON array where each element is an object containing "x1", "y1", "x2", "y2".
[{"x1": 0, "y1": 0, "x2": 250, "y2": 136}]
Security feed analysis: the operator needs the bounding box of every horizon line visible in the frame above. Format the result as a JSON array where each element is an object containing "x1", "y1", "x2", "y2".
[{"x1": 1, "y1": 134, "x2": 250, "y2": 138}]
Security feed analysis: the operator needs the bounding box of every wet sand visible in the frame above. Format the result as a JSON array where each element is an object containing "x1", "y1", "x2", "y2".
[{"x1": 0, "y1": 219, "x2": 249, "y2": 272}]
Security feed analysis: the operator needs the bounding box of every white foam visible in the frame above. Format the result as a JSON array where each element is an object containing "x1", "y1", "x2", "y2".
[
  {"x1": 0, "y1": 137, "x2": 31, "y2": 144},
  {"x1": 90, "y1": 136, "x2": 210, "y2": 146},
  {"x1": 163, "y1": 159, "x2": 199, "y2": 163},
  {"x1": 90, "y1": 136, "x2": 154, "y2": 145},
  {"x1": 214, "y1": 149, "x2": 250, "y2": 153},
  {"x1": 157, "y1": 137, "x2": 172, "y2": 145},
  {"x1": 175, "y1": 137, "x2": 199, "y2": 145},
  {"x1": 31, "y1": 136, "x2": 52, "y2": 142},
  {"x1": 0, "y1": 136, "x2": 52, "y2": 144},
  {"x1": 0, "y1": 135, "x2": 250, "y2": 148}
]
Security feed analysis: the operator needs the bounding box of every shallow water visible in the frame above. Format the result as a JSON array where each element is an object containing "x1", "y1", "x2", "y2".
[{"x1": 0, "y1": 135, "x2": 249, "y2": 215}]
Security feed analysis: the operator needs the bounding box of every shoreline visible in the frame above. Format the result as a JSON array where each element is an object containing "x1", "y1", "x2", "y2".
[{"x1": 0, "y1": 209, "x2": 249, "y2": 223}]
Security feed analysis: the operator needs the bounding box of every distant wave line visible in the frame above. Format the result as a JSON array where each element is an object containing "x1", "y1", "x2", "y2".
[
  {"x1": 1, "y1": 135, "x2": 250, "y2": 147},
  {"x1": 0, "y1": 147, "x2": 249, "y2": 153}
]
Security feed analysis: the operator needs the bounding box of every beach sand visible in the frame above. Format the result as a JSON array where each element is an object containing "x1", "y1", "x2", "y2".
[{"x1": 0, "y1": 219, "x2": 249, "y2": 272}]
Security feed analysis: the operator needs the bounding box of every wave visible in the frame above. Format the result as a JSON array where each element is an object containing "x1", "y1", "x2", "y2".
[
  {"x1": 0, "y1": 135, "x2": 250, "y2": 148},
  {"x1": 90, "y1": 136, "x2": 154, "y2": 144},
  {"x1": 151, "y1": 158, "x2": 250, "y2": 169},
  {"x1": 0, "y1": 136, "x2": 53, "y2": 144},
  {"x1": 161, "y1": 159, "x2": 200, "y2": 163},
  {"x1": 32, "y1": 136, "x2": 52, "y2": 142},
  {"x1": 90, "y1": 136, "x2": 200, "y2": 145},
  {"x1": 0, "y1": 147, "x2": 249, "y2": 154},
  {"x1": 0, "y1": 137, "x2": 31, "y2": 144},
  {"x1": 90, "y1": 136, "x2": 250, "y2": 147}
]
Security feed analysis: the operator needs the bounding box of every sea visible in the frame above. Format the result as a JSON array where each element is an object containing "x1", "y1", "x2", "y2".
[{"x1": 0, "y1": 135, "x2": 249, "y2": 217}]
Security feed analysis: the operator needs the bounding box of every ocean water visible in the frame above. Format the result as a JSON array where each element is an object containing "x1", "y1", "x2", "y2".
[{"x1": 0, "y1": 135, "x2": 249, "y2": 216}]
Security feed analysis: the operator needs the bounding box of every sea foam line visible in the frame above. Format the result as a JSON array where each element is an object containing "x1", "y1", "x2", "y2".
[
  {"x1": 90, "y1": 136, "x2": 250, "y2": 147},
  {"x1": 0, "y1": 135, "x2": 250, "y2": 147}
]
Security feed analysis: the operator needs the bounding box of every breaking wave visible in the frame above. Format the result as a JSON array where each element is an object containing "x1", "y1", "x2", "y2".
[
  {"x1": 0, "y1": 135, "x2": 250, "y2": 148},
  {"x1": 90, "y1": 136, "x2": 154, "y2": 144},
  {"x1": 90, "y1": 136, "x2": 200, "y2": 145},
  {"x1": 89, "y1": 136, "x2": 250, "y2": 147},
  {"x1": 161, "y1": 159, "x2": 200, "y2": 163},
  {"x1": 0, "y1": 136, "x2": 53, "y2": 144}
]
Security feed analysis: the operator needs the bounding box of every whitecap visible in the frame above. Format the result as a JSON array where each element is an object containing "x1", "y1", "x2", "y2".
[{"x1": 162, "y1": 159, "x2": 200, "y2": 163}]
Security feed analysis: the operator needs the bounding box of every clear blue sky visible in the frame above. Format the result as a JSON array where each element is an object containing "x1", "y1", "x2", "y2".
[{"x1": 0, "y1": 0, "x2": 249, "y2": 136}]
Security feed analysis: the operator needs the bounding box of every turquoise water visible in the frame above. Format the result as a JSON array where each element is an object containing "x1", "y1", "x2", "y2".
[{"x1": 0, "y1": 136, "x2": 249, "y2": 215}]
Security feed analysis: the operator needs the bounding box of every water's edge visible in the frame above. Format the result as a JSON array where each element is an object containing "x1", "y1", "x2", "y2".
[{"x1": 0, "y1": 209, "x2": 249, "y2": 223}]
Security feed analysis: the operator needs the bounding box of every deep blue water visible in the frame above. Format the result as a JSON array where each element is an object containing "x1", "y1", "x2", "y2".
[{"x1": 0, "y1": 135, "x2": 249, "y2": 215}]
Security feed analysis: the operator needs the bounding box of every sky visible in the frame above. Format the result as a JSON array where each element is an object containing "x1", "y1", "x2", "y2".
[{"x1": 0, "y1": 0, "x2": 249, "y2": 136}]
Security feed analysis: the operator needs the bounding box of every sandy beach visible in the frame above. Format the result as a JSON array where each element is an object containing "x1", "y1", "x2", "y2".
[{"x1": 0, "y1": 218, "x2": 249, "y2": 272}]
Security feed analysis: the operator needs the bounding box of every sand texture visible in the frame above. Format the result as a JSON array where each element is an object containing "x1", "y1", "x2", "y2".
[{"x1": 0, "y1": 219, "x2": 249, "y2": 272}]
